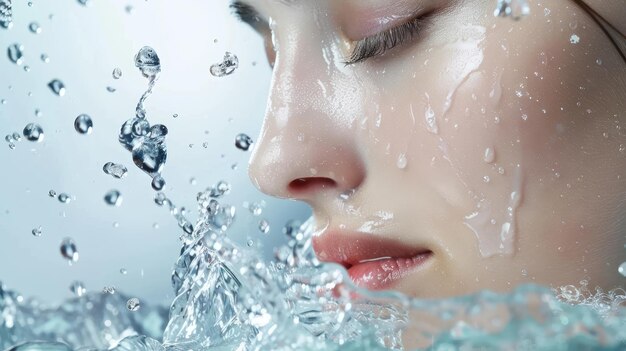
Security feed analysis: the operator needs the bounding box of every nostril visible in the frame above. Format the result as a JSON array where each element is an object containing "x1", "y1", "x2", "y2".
[{"x1": 288, "y1": 177, "x2": 337, "y2": 195}]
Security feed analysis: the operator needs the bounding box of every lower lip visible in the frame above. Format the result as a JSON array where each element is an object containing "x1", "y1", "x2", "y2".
[{"x1": 347, "y1": 252, "x2": 432, "y2": 290}]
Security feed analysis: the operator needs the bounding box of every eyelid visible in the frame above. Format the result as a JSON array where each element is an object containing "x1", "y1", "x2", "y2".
[{"x1": 344, "y1": 14, "x2": 429, "y2": 65}]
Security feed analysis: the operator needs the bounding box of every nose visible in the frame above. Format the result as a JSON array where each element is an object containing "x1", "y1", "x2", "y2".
[{"x1": 248, "y1": 30, "x2": 365, "y2": 202}]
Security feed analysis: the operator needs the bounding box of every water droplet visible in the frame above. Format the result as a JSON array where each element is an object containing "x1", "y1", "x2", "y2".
[
  {"x1": 125, "y1": 5, "x2": 134, "y2": 14},
  {"x1": 482, "y1": 147, "x2": 496, "y2": 163},
  {"x1": 7, "y1": 43, "x2": 24, "y2": 65},
  {"x1": 151, "y1": 175, "x2": 165, "y2": 191},
  {"x1": 521, "y1": 269, "x2": 528, "y2": 276},
  {"x1": 102, "y1": 286, "x2": 116, "y2": 294},
  {"x1": 23, "y1": 65, "x2": 30, "y2": 72},
  {"x1": 74, "y1": 114, "x2": 93, "y2": 134},
  {"x1": 104, "y1": 190, "x2": 123, "y2": 206},
  {"x1": 248, "y1": 201, "x2": 264, "y2": 216},
  {"x1": 7, "y1": 142, "x2": 15, "y2": 149},
  {"x1": 48, "y1": 79, "x2": 66, "y2": 96},
  {"x1": 259, "y1": 219, "x2": 270, "y2": 234},
  {"x1": 31, "y1": 226, "x2": 42, "y2": 237},
  {"x1": 126, "y1": 297, "x2": 141, "y2": 311},
  {"x1": 77, "y1": 0, "x2": 91, "y2": 6},
  {"x1": 498, "y1": 166, "x2": 505, "y2": 175},
  {"x1": 210, "y1": 52, "x2": 239, "y2": 77},
  {"x1": 48, "y1": 190, "x2": 56, "y2": 197},
  {"x1": 106, "y1": 86, "x2": 116, "y2": 93},
  {"x1": 619, "y1": 262, "x2": 626, "y2": 277},
  {"x1": 28, "y1": 22, "x2": 41, "y2": 34},
  {"x1": 235, "y1": 133, "x2": 253, "y2": 151},
  {"x1": 134, "y1": 46, "x2": 161, "y2": 78},
  {"x1": 172, "y1": 113, "x2": 178, "y2": 119},
  {"x1": 112, "y1": 67, "x2": 122, "y2": 79},
  {"x1": 69, "y1": 281, "x2": 86, "y2": 297},
  {"x1": 40, "y1": 54, "x2": 49, "y2": 63},
  {"x1": 120, "y1": 268, "x2": 128, "y2": 275},
  {"x1": 397, "y1": 153, "x2": 408, "y2": 169},
  {"x1": 58, "y1": 193, "x2": 71, "y2": 203},
  {"x1": 12, "y1": 132, "x2": 21, "y2": 142},
  {"x1": 247, "y1": 239, "x2": 254, "y2": 247},
  {"x1": 103, "y1": 162, "x2": 128, "y2": 179},
  {"x1": 0, "y1": 0, "x2": 12, "y2": 29},
  {"x1": 35, "y1": 108, "x2": 42, "y2": 117},
  {"x1": 595, "y1": 58, "x2": 602, "y2": 66},
  {"x1": 23, "y1": 123, "x2": 44, "y2": 142},
  {"x1": 424, "y1": 104, "x2": 438, "y2": 134},
  {"x1": 483, "y1": 175, "x2": 491, "y2": 183},
  {"x1": 494, "y1": 0, "x2": 530, "y2": 20},
  {"x1": 60, "y1": 238, "x2": 79, "y2": 263},
  {"x1": 569, "y1": 34, "x2": 580, "y2": 44}
]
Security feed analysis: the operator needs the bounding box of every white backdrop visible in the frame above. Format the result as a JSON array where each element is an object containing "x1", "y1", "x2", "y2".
[{"x1": 0, "y1": 0, "x2": 310, "y2": 305}]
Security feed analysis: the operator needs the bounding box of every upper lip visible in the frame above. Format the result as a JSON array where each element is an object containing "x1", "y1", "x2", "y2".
[{"x1": 312, "y1": 228, "x2": 432, "y2": 269}]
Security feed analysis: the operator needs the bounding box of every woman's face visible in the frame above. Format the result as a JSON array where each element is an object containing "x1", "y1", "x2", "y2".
[{"x1": 240, "y1": 0, "x2": 626, "y2": 298}]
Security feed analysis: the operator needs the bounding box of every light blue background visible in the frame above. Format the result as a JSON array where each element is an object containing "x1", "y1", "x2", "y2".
[{"x1": 0, "y1": 0, "x2": 310, "y2": 305}]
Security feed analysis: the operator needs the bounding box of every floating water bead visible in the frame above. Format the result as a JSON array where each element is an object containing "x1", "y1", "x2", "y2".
[
  {"x1": 104, "y1": 190, "x2": 122, "y2": 206},
  {"x1": 23, "y1": 123, "x2": 44, "y2": 142},
  {"x1": 74, "y1": 114, "x2": 93, "y2": 134},
  {"x1": 69, "y1": 281, "x2": 86, "y2": 297},
  {"x1": 126, "y1": 297, "x2": 141, "y2": 311},
  {"x1": 60, "y1": 238, "x2": 79, "y2": 263},
  {"x1": 103, "y1": 162, "x2": 128, "y2": 179},
  {"x1": 28, "y1": 22, "x2": 41, "y2": 34},
  {"x1": 112, "y1": 67, "x2": 122, "y2": 79},
  {"x1": 7, "y1": 43, "x2": 23, "y2": 65},
  {"x1": 48, "y1": 79, "x2": 66, "y2": 96},
  {"x1": 235, "y1": 133, "x2": 253, "y2": 151},
  {"x1": 210, "y1": 52, "x2": 239, "y2": 77}
]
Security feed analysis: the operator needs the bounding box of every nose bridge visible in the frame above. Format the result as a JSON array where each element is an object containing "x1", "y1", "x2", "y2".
[{"x1": 248, "y1": 18, "x2": 365, "y2": 199}]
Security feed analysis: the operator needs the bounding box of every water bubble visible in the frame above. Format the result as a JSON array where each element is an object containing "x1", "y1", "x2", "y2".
[
  {"x1": 74, "y1": 114, "x2": 93, "y2": 134},
  {"x1": 69, "y1": 281, "x2": 86, "y2": 297},
  {"x1": 397, "y1": 153, "x2": 408, "y2": 169},
  {"x1": 135, "y1": 46, "x2": 161, "y2": 78},
  {"x1": 151, "y1": 175, "x2": 166, "y2": 191},
  {"x1": 494, "y1": 0, "x2": 530, "y2": 20},
  {"x1": 210, "y1": 52, "x2": 239, "y2": 77},
  {"x1": 23, "y1": 123, "x2": 44, "y2": 142},
  {"x1": 28, "y1": 22, "x2": 41, "y2": 34},
  {"x1": 104, "y1": 190, "x2": 123, "y2": 206},
  {"x1": 7, "y1": 43, "x2": 24, "y2": 65},
  {"x1": 259, "y1": 219, "x2": 270, "y2": 234},
  {"x1": 60, "y1": 238, "x2": 79, "y2": 263},
  {"x1": 58, "y1": 193, "x2": 71, "y2": 203},
  {"x1": 40, "y1": 54, "x2": 49, "y2": 63},
  {"x1": 126, "y1": 297, "x2": 141, "y2": 311},
  {"x1": 102, "y1": 286, "x2": 116, "y2": 294},
  {"x1": 483, "y1": 148, "x2": 495, "y2": 163},
  {"x1": 48, "y1": 190, "x2": 56, "y2": 197},
  {"x1": 112, "y1": 67, "x2": 122, "y2": 79},
  {"x1": 0, "y1": 0, "x2": 12, "y2": 29},
  {"x1": 103, "y1": 162, "x2": 128, "y2": 179},
  {"x1": 235, "y1": 133, "x2": 253, "y2": 151},
  {"x1": 248, "y1": 201, "x2": 264, "y2": 216},
  {"x1": 48, "y1": 79, "x2": 66, "y2": 96},
  {"x1": 619, "y1": 262, "x2": 626, "y2": 277},
  {"x1": 570, "y1": 34, "x2": 580, "y2": 44},
  {"x1": 31, "y1": 226, "x2": 42, "y2": 237}
]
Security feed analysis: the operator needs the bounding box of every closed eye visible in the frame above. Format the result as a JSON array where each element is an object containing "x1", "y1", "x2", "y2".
[{"x1": 345, "y1": 12, "x2": 433, "y2": 65}]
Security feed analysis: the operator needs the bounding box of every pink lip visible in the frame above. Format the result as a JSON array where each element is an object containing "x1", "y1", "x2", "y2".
[{"x1": 312, "y1": 229, "x2": 433, "y2": 290}]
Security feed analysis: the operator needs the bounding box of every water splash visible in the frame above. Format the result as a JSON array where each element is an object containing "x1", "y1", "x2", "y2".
[
  {"x1": 118, "y1": 47, "x2": 168, "y2": 184},
  {"x1": 210, "y1": 52, "x2": 239, "y2": 77},
  {"x1": 0, "y1": 0, "x2": 12, "y2": 29}
]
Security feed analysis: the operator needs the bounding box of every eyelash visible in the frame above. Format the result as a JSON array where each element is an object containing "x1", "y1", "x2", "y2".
[{"x1": 345, "y1": 15, "x2": 428, "y2": 65}]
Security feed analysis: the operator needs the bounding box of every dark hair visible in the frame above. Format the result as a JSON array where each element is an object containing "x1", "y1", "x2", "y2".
[{"x1": 572, "y1": 0, "x2": 626, "y2": 63}]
